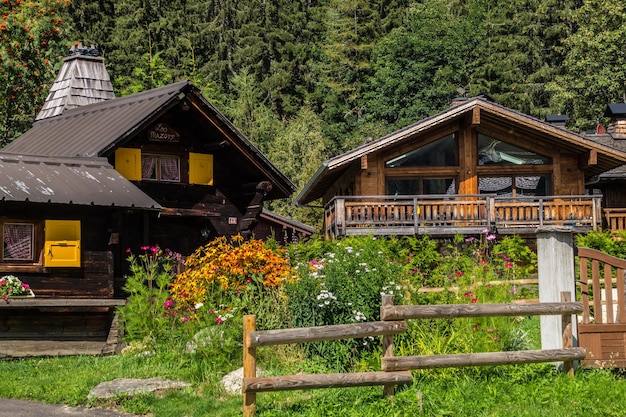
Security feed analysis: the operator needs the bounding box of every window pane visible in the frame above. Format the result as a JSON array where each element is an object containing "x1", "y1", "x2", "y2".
[
  {"x1": 387, "y1": 178, "x2": 420, "y2": 195},
  {"x1": 160, "y1": 156, "x2": 180, "y2": 182},
  {"x1": 142, "y1": 156, "x2": 157, "y2": 179},
  {"x1": 478, "y1": 134, "x2": 552, "y2": 165},
  {"x1": 386, "y1": 134, "x2": 457, "y2": 167},
  {"x1": 423, "y1": 178, "x2": 456, "y2": 194},
  {"x1": 479, "y1": 175, "x2": 549, "y2": 196},
  {"x1": 3, "y1": 223, "x2": 33, "y2": 261},
  {"x1": 386, "y1": 177, "x2": 456, "y2": 195}
]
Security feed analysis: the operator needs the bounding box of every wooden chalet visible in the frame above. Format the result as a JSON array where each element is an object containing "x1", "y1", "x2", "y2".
[
  {"x1": 0, "y1": 47, "x2": 296, "y2": 356},
  {"x1": 295, "y1": 96, "x2": 626, "y2": 239}
]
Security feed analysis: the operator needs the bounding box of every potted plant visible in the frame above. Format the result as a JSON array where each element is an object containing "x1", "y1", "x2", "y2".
[{"x1": 0, "y1": 275, "x2": 34, "y2": 301}]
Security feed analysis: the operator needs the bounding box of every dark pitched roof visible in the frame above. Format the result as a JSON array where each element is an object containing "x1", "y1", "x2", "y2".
[
  {"x1": 260, "y1": 210, "x2": 316, "y2": 236},
  {"x1": 295, "y1": 98, "x2": 626, "y2": 205},
  {"x1": 0, "y1": 154, "x2": 161, "y2": 209},
  {"x1": 4, "y1": 81, "x2": 189, "y2": 157},
  {"x1": 3, "y1": 80, "x2": 295, "y2": 199}
]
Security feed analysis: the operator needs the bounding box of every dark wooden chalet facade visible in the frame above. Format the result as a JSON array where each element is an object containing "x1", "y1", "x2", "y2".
[
  {"x1": 295, "y1": 96, "x2": 626, "y2": 239},
  {"x1": 0, "y1": 48, "x2": 297, "y2": 355}
]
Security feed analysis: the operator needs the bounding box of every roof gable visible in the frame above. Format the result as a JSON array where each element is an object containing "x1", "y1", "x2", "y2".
[
  {"x1": 295, "y1": 98, "x2": 626, "y2": 205},
  {"x1": 2, "y1": 80, "x2": 295, "y2": 200}
]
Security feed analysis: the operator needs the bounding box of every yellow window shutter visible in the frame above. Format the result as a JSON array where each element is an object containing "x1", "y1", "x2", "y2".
[
  {"x1": 115, "y1": 148, "x2": 142, "y2": 181},
  {"x1": 189, "y1": 152, "x2": 213, "y2": 185},
  {"x1": 44, "y1": 220, "x2": 81, "y2": 267}
]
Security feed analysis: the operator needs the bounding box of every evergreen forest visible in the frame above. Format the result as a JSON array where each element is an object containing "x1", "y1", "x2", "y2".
[{"x1": 2, "y1": 0, "x2": 626, "y2": 225}]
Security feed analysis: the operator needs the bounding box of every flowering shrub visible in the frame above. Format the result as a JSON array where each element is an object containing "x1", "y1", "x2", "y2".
[
  {"x1": 0, "y1": 275, "x2": 32, "y2": 301},
  {"x1": 119, "y1": 245, "x2": 182, "y2": 341},
  {"x1": 170, "y1": 234, "x2": 295, "y2": 307},
  {"x1": 287, "y1": 236, "x2": 405, "y2": 370}
]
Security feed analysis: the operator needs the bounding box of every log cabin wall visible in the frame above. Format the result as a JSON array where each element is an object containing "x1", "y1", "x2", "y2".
[{"x1": 0, "y1": 204, "x2": 129, "y2": 299}]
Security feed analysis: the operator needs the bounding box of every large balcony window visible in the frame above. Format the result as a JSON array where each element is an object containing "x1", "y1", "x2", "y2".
[{"x1": 385, "y1": 134, "x2": 458, "y2": 167}]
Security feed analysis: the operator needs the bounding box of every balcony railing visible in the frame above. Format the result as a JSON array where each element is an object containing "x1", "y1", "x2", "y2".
[
  {"x1": 603, "y1": 208, "x2": 626, "y2": 233},
  {"x1": 324, "y1": 195, "x2": 603, "y2": 239}
]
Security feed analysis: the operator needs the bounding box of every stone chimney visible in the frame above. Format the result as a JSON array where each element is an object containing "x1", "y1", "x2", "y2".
[
  {"x1": 36, "y1": 43, "x2": 115, "y2": 121},
  {"x1": 605, "y1": 103, "x2": 626, "y2": 139},
  {"x1": 545, "y1": 114, "x2": 569, "y2": 128}
]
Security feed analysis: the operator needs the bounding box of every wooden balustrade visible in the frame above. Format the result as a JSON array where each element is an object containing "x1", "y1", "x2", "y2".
[
  {"x1": 604, "y1": 208, "x2": 626, "y2": 232},
  {"x1": 325, "y1": 195, "x2": 602, "y2": 238}
]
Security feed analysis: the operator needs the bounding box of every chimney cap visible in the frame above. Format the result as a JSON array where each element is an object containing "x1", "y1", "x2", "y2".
[
  {"x1": 545, "y1": 114, "x2": 569, "y2": 123},
  {"x1": 604, "y1": 103, "x2": 626, "y2": 118},
  {"x1": 68, "y1": 42, "x2": 100, "y2": 57}
]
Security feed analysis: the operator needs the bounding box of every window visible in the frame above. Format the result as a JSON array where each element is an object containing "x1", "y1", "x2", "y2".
[
  {"x1": 142, "y1": 155, "x2": 181, "y2": 182},
  {"x1": 3, "y1": 222, "x2": 34, "y2": 261},
  {"x1": 387, "y1": 177, "x2": 457, "y2": 195},
  {"x1": 477, "y1": 134, "x2": 551, "y2": 166},
  {"x1": 386, "y1": 134, "x2": 458, "y2": 167},
  {"x1": 479, "y1": 175, "x2": 550, "y2": 196}
]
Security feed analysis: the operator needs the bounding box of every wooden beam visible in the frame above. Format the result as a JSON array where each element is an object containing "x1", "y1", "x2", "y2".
[
  {"x1": 578, "y1": 149, "x2": 598, "y2": 168},
  {"x1": 243, "y1": 371, "x2": 412, "y2": 393},
  {"x1": 361, "y1": 154, "x2": 368, "y2": 170},
  {"x1": 0, "y1": 299, "x2": 126, "y2": 308},
  {"x1": 380, "y1": 302, "x2": 583, "y2": 321},
  {"x1": 382, "y1": 348, "x2": 586, "y2": 371},
  {"x1": 247, "y1": 321, "x2": 407, "y2": 347},
  {"x1": 472, "y1": 107, "x2": 481, "y2": 125},
  {"x1": 159, "y1": 208, "x2": 220, "y2": 217}
]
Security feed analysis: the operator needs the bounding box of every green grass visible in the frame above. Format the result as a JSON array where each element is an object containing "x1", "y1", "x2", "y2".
[{"x1": 2, "y1": 350, "x2": 626, "y2": 416}]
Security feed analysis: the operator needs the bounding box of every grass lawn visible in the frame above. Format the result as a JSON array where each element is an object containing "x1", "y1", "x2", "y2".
[{"x1": 1, "y1": 349, "x2": 626, "y2": 417}]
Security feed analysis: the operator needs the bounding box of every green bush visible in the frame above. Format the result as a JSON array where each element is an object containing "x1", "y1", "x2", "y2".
[{"x1": 286, "y1": 236, "x2": 404, "y2": 370}]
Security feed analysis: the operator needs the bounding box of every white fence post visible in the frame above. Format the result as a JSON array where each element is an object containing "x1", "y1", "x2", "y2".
[{"x1": 537, "y1": 227, "x2": 577, "y2": 350}]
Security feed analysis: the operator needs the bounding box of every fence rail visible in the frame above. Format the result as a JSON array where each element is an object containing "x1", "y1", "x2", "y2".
[{"x1": 242, "y1": 292, "x2": 584, "y2": 416}]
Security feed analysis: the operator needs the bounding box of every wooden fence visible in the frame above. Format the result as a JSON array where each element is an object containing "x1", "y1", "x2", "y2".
[{"x1": 242, "y1": 293, "x2": 585, "y2": 416}]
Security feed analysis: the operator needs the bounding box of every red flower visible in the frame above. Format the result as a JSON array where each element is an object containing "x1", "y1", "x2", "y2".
[{"x1": 471, "y1": 298, "x2": 478, "y2": 304}]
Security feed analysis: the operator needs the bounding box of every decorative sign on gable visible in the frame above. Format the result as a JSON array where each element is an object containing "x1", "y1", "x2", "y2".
[{"x1": 147, "y1": 123, "x2": 181, "y2": 142}]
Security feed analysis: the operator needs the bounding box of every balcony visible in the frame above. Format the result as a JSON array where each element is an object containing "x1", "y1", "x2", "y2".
[{"x1": 324, "y1": 195, "x2": 603, "y2": 239}]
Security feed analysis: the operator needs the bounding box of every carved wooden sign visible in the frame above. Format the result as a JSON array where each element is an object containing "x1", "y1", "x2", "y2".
[{"x1": 147, "y1": 123, "x2": 181, "y2": 142}]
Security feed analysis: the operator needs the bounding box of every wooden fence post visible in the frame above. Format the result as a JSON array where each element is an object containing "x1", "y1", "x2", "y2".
[
  {"x1": 537, "y1": 227, "x2": 577, "y2": 350},
  {"x1": 381, "y1": 294, "x2": 395, "y2": 397},
  {"x1": 243, "y1": 315, "x2": 257, "y2": 417},
  {"x1": 561, "y1": 292, "x2": 575, "y2": 376}
]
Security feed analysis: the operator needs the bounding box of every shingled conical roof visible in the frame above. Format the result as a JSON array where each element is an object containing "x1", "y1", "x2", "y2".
[{"x1": 36, "y1": 44, "x2": 115, "y2": 121}]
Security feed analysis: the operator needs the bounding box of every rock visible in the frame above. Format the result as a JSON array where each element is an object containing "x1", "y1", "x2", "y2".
[
  {"x1": 88, "y1": 378, "x2": 191, "y2": 400},
  {"x1": 221, "y1": 367, "x2": 244, "y2": 395}
]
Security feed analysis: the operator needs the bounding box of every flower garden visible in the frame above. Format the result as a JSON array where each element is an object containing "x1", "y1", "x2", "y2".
[{"x1": 5, "y1": 231, "x2": 626, "y2": 416}]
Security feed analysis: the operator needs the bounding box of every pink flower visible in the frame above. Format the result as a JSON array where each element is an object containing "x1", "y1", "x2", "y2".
[
  {"x1": 505, "y1": 262, "x2": 513, "y2": 268},
  {"x1": 455, "y1": 270, "x2": 464, "y2": 277},
  {"x1": 215, "y1": 317, "x2": 223, "y2": 324},
  {"x1": 21, "y1": 283, "x2": 29, "y2": 290},
  {"x1": 181, "y1": 317, "x2": 190, "y2": 323},
  {"x1": 471, "y1": 298, "x2": 478, "y2": 304},
  {"x1": 208, "y1": 309, "x2": 214, "y2": 314},
  {"x1": 464, "y1": 291, "x2": 473, "y2": 298},
  {"x1": 163, "y1": 300, "x2": 173, "y2": 309},
  {"x1": 486, "y1": 234, "x2": 496, "y2": 241},
  {"x1": 480, "y1": 258, "x2": 487, "y2": 264},
  {"x1": 125, "y1": 248, "x2": 131, "y2": 254},
  {"x1": 465, "y1": 237, "x2": 475, "y2": 242}
]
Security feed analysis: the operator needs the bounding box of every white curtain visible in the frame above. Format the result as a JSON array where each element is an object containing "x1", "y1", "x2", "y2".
[
  {"x1": 160, "y1": 157, "x2": 180, "y2": 181},
  {"x1": 142, "y1": 156, "x2": 157, "y2": 179},
  {"x1": 3, "y1": 223, "x2": 33, "y2": 260}
]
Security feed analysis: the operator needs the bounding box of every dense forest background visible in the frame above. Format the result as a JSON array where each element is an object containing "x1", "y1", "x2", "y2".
[{"x1": 2, "y1": 0, "x2": 626, "y2": 225}]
